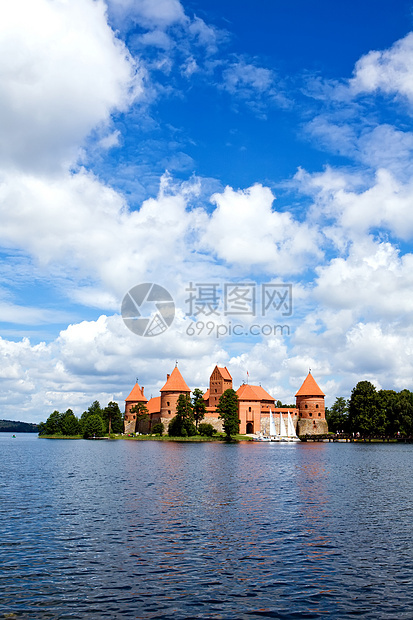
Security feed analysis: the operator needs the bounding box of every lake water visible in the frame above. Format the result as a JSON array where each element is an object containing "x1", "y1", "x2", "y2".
[{"x1": 0, "y1": 435, "x2": 412, "y2": 619}]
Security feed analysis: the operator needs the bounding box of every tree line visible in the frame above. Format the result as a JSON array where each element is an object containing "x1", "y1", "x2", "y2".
[
  {"x1": 326, "y1": 381, "x2": 413, "y2": 437},
  {"x1": 38, "y1": 400, "x2": 123, "y2": 438},
  {"x1": 0, "y1": 419, "x2": 38, "y2": 433}
]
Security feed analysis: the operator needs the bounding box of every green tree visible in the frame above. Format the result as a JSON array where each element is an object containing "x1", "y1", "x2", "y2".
[
  {"x1": 192, "y1": 388, "x2": 206, "y2": 429},
  {"x1": 168, "y1": 394, "x2": 196, "y2": 436},
  {"x1": 130, "y1": 402, "x2": 150, "y2": 434},
  {"x1": 39, "y1": 410, "x2": 63, "y2": 435},
  {"x1": 397, "y1": 390, "x2": 413, "y2": 436},
  {"x1": 80, "y1": 401, "x2": 102, "y2": 434},
  {"x1": 217, "y1": 389, "x2": 239, "y2": 439},
  {"x1": 151, "y1": 422, "x2": 164, "y2": 435},
  {"x1": 102, "y1": 402, "x2": 123, "y2": 435},
  {"x1": 198, "y1": 422, "x2": 215, "y2": 437},
  {"x1": 83, "y1": 414, "x2": 104, "y2": 438},
  {"x1": 349, "y1": 381, "x2": 386, "y2": 436},
  {"x1": 382, "y1": 389, "x2": 413, "y2": 436},
  {"x1": 61, "y1": 409, "x2": 81, "y2": 436},
  {"x1": 326, "y1": 397, "x2": 349, "y2": 433}
]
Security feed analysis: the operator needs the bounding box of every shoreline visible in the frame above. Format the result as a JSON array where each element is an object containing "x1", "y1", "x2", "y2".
[{"x1": 37, "y1": 433, "x2": 253, "y2": 442}]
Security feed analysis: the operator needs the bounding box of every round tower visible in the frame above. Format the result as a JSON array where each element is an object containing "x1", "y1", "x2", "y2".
[
  {"x1": 160, "y1": 365, "x2": 191, "y2": 426},
  {"x1": 296, "y1": 372, "x2": 328, "y2": 436},
  {"x1": 124, "y1": 381, "x2": 148, "y2": 434}
]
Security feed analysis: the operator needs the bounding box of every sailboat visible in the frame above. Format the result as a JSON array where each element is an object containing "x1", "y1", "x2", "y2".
[
  {"x1": 280, "y1": 410, "x2": 300, "y2": 442},
  {"x1": 279, "y1": 410, "x2": 288, "y2": 441},
  {"x1": 269, "y1": 408, "x2": 280, "y2": 441},
  {"x1": 287, "y1": 411, "x2": 300, "y2": 441}
]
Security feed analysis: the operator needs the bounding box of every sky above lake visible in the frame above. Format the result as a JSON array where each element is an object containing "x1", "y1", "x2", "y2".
[{"x1": 1, "y1": 0, "x2": 413, "y2": 422}]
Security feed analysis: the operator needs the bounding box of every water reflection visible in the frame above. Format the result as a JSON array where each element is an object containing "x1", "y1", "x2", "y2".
[{"x1": 1, "y1": 437, "x2": 413, "y2": 618}]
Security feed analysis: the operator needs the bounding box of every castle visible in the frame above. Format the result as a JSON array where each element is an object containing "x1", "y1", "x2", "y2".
[{"x1": 124, "y1": 365, "x2": 328, "y2": 436}]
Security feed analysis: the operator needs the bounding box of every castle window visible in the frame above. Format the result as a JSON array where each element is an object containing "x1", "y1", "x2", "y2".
[
  {"x1": 305, "y1": 404, "x2": 308, "y2": 409},
  {"x1": 309, "y1": 412, "x2": 312, "y2": 417},
  {"x1": 167, "y1": 401, "x2": 170, "y2": 406},
  {"x1": 318, "y1": 412, "x2": 321, "y2": 417},
  {"x1": 316, "y1": 404, "x2": 319, "y2": 409},
  {"x1": 168, "y1": 410, "x2": 171, "y2": 415},
  {"x1": 248, "y1": 407, "x2": 251, "y2": 412}
]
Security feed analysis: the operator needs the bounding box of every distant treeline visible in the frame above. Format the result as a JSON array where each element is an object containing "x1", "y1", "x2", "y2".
[
  {"x1": 38, "y1": 401, "x2": 123, "y2": 438},
  {"x1": 326, "y1": 381, "x2": 413, "y2": 436},
  {"x1": 0, "y1": 419, "x2": 38, "y2": 433}
]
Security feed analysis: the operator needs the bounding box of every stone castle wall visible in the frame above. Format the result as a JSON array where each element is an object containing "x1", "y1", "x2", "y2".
[{"x1": 297, "y1": 418, "x2": 328, "y2": 436}]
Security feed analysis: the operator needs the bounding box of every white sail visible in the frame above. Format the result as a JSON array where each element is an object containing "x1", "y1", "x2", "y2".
[
  {"x1": 279, "y1": 410, "x2": 287, "y2": 438},
  {"x1": 269, "y1": 408, "x2": 277, "y2": 436},
  {"x1": 287, "y1": 411, "x2": 298, "y2": 438}
]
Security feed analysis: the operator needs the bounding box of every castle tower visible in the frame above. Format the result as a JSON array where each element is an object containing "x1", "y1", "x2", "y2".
[
  {"x1": 124, "y1": 381, "x2": 148, "y2": 434},
  {"x1": 160, "y1": 365, "x2": 191, "y2": 425},
  {"x1": 208, "y1": 366, "x2": 232, "y2": 408},
  {"x1": 236, "y1": 384, "x2": 261, "y2": 435},
  {"x1": 296, "y1": 372, "x2": 328, "y2": 436}
]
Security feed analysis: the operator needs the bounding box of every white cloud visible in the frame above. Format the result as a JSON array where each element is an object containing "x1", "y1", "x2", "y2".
[
  {"x1": 351, "y1": 32, "x2": 413, "y2": 105},
  {"x1": 138, "y1": 29, "x2": 173, "y2": 50},
  {"x1": 223, "y1": 61, "x2": 274, "y2": 94},
  {"x1": 0, "y1": 302, "x2": 71, "y2": 325},
  {"x1": 0, "y1": 0, "x2": 143, "y2": 172},
  {"x1": 108, "y1": 0, "x2": 187, "y2": 29},
  {"x1": 201, "y1": 184, "x2": 322, "y2": 274},
  {"x1": 97, "y1": 130, "x2": 121, "y2": 150},
  {"x1": 314, "y1": 239, "x2": 413, "y2": 322},
  {"x1": 0, "y1": 170, "x2": 202, "y2": 299},
  {"x1": 221, "y1": 58, "x2": 287, "y2": 112},
  {"x1": 188, "y1": 16, "x2": 219, "y2": 56},
  {"x1": 297, "y1": 165, "x2": 413, "y2": 241}
]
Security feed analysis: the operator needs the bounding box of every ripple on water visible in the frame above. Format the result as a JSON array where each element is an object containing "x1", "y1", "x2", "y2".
[{"x1": 0, "y1": 439, "x2": 413, "y2": 618}]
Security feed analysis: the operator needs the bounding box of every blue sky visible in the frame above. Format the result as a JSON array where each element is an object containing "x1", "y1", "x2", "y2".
[{"x1": 1, "y1": 0, "x2": 413, "y2": 422}]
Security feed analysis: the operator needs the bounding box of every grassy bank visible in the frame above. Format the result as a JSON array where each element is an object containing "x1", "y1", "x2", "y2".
[{"x1": 38, "y1": 433, "x2": 253, "y2": 442}]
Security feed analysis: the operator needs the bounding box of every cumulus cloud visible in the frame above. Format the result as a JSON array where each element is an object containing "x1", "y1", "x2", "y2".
[
  {"x1": 0, "y1": 169, "x2": 204, "y2": 300},
  {"x1": 0, "y1": 169, "x2": 325, "y2": 309},
  {"x1": 314, "y1": 239, "x2": 413, "y2": 322},
  {"x1": 200, "y1": 184, "x2": 322, "y2": 274},
  {"x1": 0, "y1": 0, "x2": 143, "y2": 172},
  {"x1": 351, "y1": 32, "x2": 413, "y2": 105},
  {"x1": 296, "y1": 165, "x2": 413, "y2": 241}
]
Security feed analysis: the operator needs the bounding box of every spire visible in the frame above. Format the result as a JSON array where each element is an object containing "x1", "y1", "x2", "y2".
[
  {"x1": 160, "y1": 366, "x2": 191, "y2": 392},
  {"x1": 295, "y1": 372, "x2": 325, "y2": 397},
  {"x1": 125, "y1": 381, "x2": 148, "y2": 402}
]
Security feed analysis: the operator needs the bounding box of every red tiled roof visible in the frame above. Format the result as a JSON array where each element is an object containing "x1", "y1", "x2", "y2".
[
  {"x1": 147, "y1": 396, "x2": 161, "y2": 414},
  {"x1": 203, "y1": 389, "x2": 210, "y2": 401},
  {"x1": 160, "y1": 366, "x2": 191, "y2": 392},
  {"x1": 236, "y1": 384, "x2": 275, "y2": 402},
  {"x1": 295, "y1": 373, "x2": 325, "y2": 397},
  {"x1": 236, "y1": 384, "x2": 261, "y2": 401},
  {"x1": 249, "y1": 385, "x2": 275, "y2": 402},
  {"x1": 217, "y1": 366, "x2": 232, "y2": 381},
  {"x1": 125, "y1": 382, "x2": 148, "y2": 403}
]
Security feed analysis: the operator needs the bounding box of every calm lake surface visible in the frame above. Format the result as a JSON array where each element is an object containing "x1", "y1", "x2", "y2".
[{"x1": 0, "y1": 435, "x2": 412, "y2": 619}]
